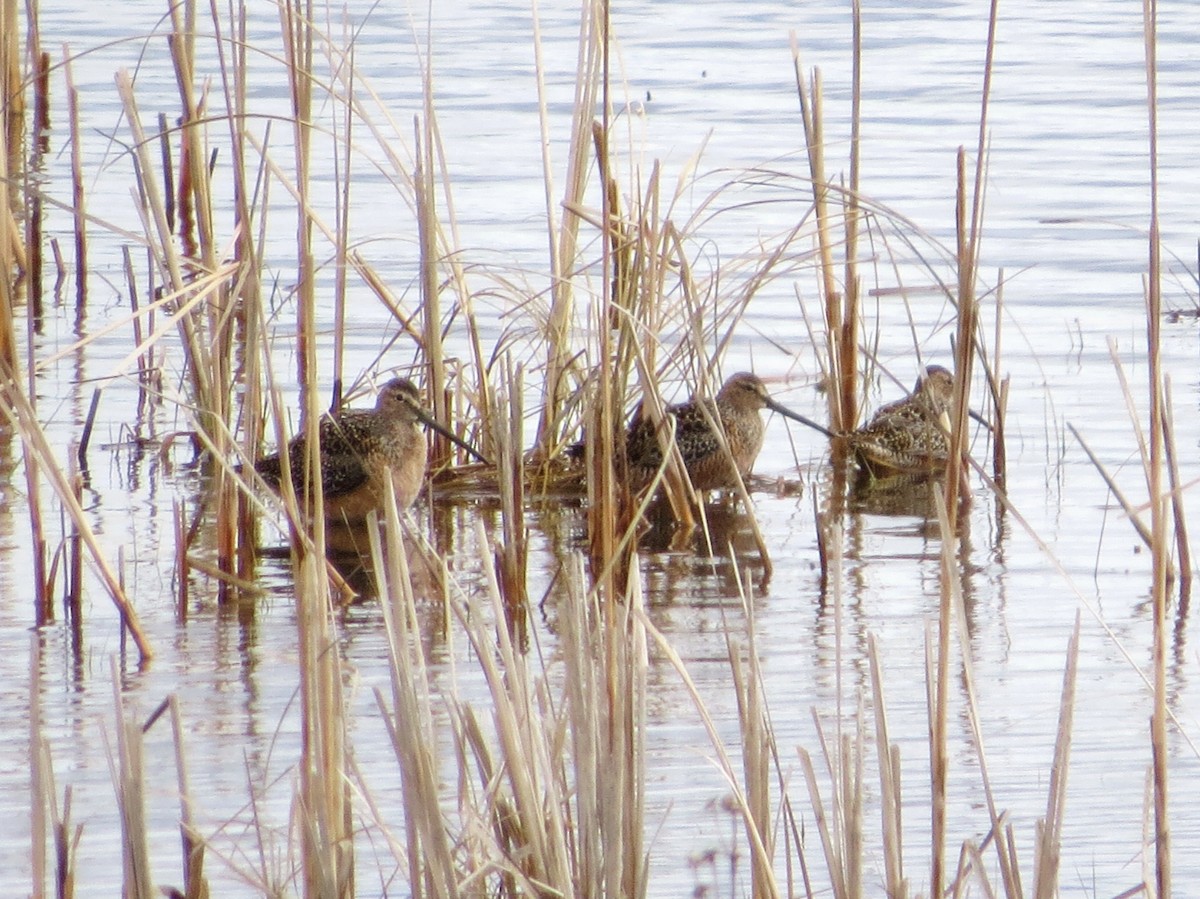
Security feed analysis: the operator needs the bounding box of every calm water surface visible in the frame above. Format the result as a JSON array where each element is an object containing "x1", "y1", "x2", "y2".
[{"x1": 4, "y1": 1, "x2": 1200, "y2": 895}]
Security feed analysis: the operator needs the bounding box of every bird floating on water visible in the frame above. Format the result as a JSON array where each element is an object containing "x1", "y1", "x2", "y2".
[
  {"x1": 622, "y1": 371, "x2": 829, "y2": 492},
  {"x1": 848, "y1": 364, "x2": 960, "y2": 477},
  {"x1": 254, "y1": 377, "x2": 486, "y2": 524}
]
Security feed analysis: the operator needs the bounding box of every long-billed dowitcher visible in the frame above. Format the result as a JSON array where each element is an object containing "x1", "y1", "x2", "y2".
[
  {"x1": 254, "y1": 377, "x2": 485, "y2": 523},
  {"x1": 623, "y1": 371, "x2": 829, "y2": 492},
  {"x1": 849, "y1": 364, "x2": 957, "y2": 477}
]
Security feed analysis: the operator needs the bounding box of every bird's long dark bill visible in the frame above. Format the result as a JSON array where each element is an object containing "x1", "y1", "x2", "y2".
[
  {"x1": 416, "y1": 410, "x2": 491, "y2": 464},
  {"x1": 766, "y1": 398, "x2": 838, "y2": 440},
  {"x1": 968, "y1": 408, "x2": 993, "y2": 432}
]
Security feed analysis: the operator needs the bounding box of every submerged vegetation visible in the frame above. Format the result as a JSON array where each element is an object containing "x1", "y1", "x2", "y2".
[{"x1": 0, "y1": 0, "x2": 1190, "y2": 896}]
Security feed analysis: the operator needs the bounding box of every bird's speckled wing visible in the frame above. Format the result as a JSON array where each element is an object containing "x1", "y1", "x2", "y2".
[
  {"x1": 255, "y1": 410, "x2": 373, "y2": 499},
  {"x1": 624, "y1": 399, "x2": 721, "y2": 473}
]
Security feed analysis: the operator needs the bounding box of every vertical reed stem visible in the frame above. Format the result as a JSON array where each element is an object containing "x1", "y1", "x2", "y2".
[
  {"x1": 1141, "y1": 1, "x2": 1171, "y2": 893},
  {"x1": 62, "y1": 52, "x2": 86, "y2": 309}
]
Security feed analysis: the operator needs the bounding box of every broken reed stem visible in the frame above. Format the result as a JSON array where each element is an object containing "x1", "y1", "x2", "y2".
[
  {"x1": 866, "y1": 635, "x2": 905, "y2": 899},
  {"x1": 108, "y1": 659, "x2": 153, "y2": 899},
  {"x1": 990, "y1": 273, "x2": 1008, "y2": 488},
  {"x1": 493, "y1": 360, "x2": 529, "y2": 618},
  {"x1": 1160, "y1": 378, "x2": 1191, "y2": 600},
  {"x1": 168, "y1": 696, "x2": 209, "y2": 897},
  {"x1": 725, "y1": 573, "x2": 777, "y2": 899},
  {"x1": 1032, "y1": 614, "x2": 1080, "y2": 899}
]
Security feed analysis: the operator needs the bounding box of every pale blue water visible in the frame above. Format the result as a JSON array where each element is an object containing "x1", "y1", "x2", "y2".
[{"x1": 3, "y1": 0, "x2": 1199, "y2": 895}]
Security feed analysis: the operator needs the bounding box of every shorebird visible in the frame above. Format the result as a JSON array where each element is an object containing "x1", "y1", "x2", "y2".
[
  {"x1": 254, "y1": 377, "x2": 485, "y2": 523},
  {"x1": 848, "y1": 365, "x2": 958, "y2": 477},
  {"x1": 623, "y1": 371, "x2": 829, "y2": 492}
]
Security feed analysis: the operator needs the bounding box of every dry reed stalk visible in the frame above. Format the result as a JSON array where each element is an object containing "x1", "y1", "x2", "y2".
[
  {"x1": 62, "y1": 50, "x2": 86, "y2": 310},
  {"x1": 1, "y1": 0, "x2": 24, "y2": 165},
  {"x1": 414, "y1": 122, "x2": 447, "y2": 456},
  {"x1": 165, "y1": 0, "x2": 252, "y2": 595},
  {"x1": 168, "y1": 697, "x2": 210, "y2": 899},
  {"x1": 802, "y1": 517, "x2": 863, "y2": 899},
  {"x1": 276, "y1": 4, "x2": 354, "y2": 893},
  {"x1": 928, "y1": 139, "x2": 989, "y2": 896},
  {"x1": 107, "y1": 659, "x2": 154, "y2": 899},
  {"x1": 157, "y1": 113, "x2": 175, "y2": 232},
  {"x1": 0, "y1": 41, "x2": 53, "y2": 622},
  {"x1": 866, "y1": 634, "x2": 906, "y2": 898},
  {"x1": 66, "y1": 470, "x2": 82, "y2": 625},
  {"x1": 30, "y1": 633, "x2": 47, "y2": 897},
  {"x1": 167, "y1": 0, "x2": 215, "y2": 265},
  {"x1": 35, "y1": 719, "x2": 82, "y2": 899},
  {"x1": 491, "y1": 361, "x2": 529, "y2": 617},
  {"x1": 841, "y1": 1, "x2": 862, "y2": 429},
  {"x1": 1031, "y1": 615, "x2": 1080, "y2": 899},
  {"x1": 112, "y1": 11, "x2": 244, "y2": 567},
  {"x1": 1140, "y1": 3, "x2": 1171, "y2": 891},
  {"x1": 544, "y1": 552, "x2": 648, "y2": 896},
  {"x1": 329, "y1": 39, "x2": 353, "y2": 410},
  {"x1": 635, "y1": 601, "x2": 779, "y2": 897},
  {"x1": 932, "y1": 486, "x2": 1022, "y2": 897},
  {"x1": 173, "y1": 500, "x2": 189, "y2": 620},
  {"x1": 532, "y1": 0, "x2": 605, "y2": 455},
  {"x1": 1067, "y1": 422, "x2": 1156, "y2": 549},
  {"x1": 293, "y1": 537, "x2": 354, "y2": 899},
  {"x1": 724, "y1": 574, "x2": 782, "y2": 899},
  {"x1": 28, "y1": 46, "x2": 49, "y2": 317},
  {"x1": 1160, "y1": 379, "x2": 1191, "y2": 600},
  {"x1": 791, "y1": 39, "x2": 854, "y2": 434},
  {"x1": 0, "y1": 82, "x2": 17, "y2": 376},
  {"x1": 205, "y1": 0, "x2": 268, "y2": 584},
  {"x1": 466, "y1": 516, "x2": 576, "y2": 892},
  {"x1": 369, "y1": 499, "x2": 459, "y2": 896}
]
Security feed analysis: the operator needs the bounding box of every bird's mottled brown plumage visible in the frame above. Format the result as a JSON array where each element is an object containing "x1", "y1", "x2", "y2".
[
  {"x1": 623, "y1": 372, "x2": 818, "y2": 492},
  {"x1": 255, "y1": 378, "x2": 476, "y2": 523},
  {"x1": 849, "y1": 365, "x2": 956, "y2": 476}
]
